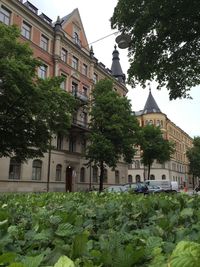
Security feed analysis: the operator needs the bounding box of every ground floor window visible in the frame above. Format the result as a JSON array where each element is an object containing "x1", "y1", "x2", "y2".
[
  {"x1": 9, "y1": 158, "x2": 21, "y2": 179},
  {"x1": 128, "y1": 175, "x2": 133, "y2": 183},
  {"x1": 32, "y1": 160, "x2": 42, "y2": 180},
  {"x1": 56, "y1": 164, "x2": 62, "y2": 181},
  {"x1": 136, "y1": 174, "x2": 141, "y2": 182}
]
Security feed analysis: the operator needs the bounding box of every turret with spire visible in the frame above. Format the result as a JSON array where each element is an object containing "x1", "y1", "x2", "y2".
[
  {"x1": 143, "y1": 85, "x2": 161, "y2": 114},
  {"x1": 111, "y1": 45, "x2": 125, "y2": 83}
]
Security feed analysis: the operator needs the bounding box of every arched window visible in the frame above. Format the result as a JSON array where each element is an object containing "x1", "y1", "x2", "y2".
[
  {"x1": 80, "y1": 167, "x2": 85, "y2": 182},
  {"x1": 32, "y1": 160, "x2": 42, "y2": 180},
  {"x1": 136, "y1": 174, "x2": 141, "y2": 182},
  {"x1": 92, "y1": 166, "x2": 98, "y2": 183},
  {"x1": 150, "y1": 174, "x2": 155, "y2": 180},
  {"x1": 162, "y1": 174, "x2": 166, "y2": 180},
  {"x1": 103, "y1": 169, "x2": 108, "y2": 183},
  {"x1": 135, "y1": 160, "x2": 140, "y2": 169},
  {"x1": 128, "y1": 175, "x2": 133, "y2": 183},
  {"x1": 156, "y1": 120, "x2": 160, "y2": 126},
  {"x1": 149, "y1": 120, "x2": 153, "y2": 125},
  {"x1": 115, "y1": 170, "x2": 120, "y2": 184},
  {"x1": 9, "y1": 158, "x2": 21, "y2": 179},
  {"x1": 56, "y1": 164, "x2": 62, "y2": 181},
  {"x1": 145, "y1": 120, "x2": 149, "y2": 125}
]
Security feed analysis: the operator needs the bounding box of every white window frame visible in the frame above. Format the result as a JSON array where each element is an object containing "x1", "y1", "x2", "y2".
[
  {"x1": 40, "y1": 34, "x2": 49, "y2": 51},
  {"x1": 0, "y1": 5, "x2": 11, "y2": 25},
  {"x1": 61, "y1": 48, "x2": 67, "y2": 62},
  {"x1": 22, "y1": 21, "x2": 32, "y2": 40},
  {"x1": 38, "y1": 64, "x2": 48, "y2": 79},
  {"x1": 72, "y1": 56, "x2": 78, "y2": 70}
]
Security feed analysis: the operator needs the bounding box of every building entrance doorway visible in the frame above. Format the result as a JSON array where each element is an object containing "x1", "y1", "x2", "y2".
[{"x1": 66, "y1": 166, "x2": 73, "y2": 192}]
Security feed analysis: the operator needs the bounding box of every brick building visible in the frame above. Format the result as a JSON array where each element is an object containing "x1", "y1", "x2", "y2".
[{"x1": 0, "y1": 0, "x2": 128, "y2": 192}]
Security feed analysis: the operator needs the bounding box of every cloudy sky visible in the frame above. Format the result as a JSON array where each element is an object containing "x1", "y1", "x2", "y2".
[{"x1": 29, "y1": 0, "x2": 200, "y2": 138}]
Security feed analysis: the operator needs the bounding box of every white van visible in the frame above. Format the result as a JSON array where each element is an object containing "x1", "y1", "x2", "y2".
[{"x1": 144, "y1": 180, "x2": 179, "y2": 192}]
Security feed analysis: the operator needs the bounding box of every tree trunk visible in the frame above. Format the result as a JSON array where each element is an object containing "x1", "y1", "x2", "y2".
[
  {"x1": 99, "y1": 161, "x2": 104, "y2": 192},
  {"x1": 47, "y1": 138, "x2": 52, "y2": 192},
  {"x1": 147, "y1": 163, "x2": 151, "y2": 180}
]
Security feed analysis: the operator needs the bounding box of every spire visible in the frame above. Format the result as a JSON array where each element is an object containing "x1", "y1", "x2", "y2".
[
  {"x1": 143, "y1": 88, "x2": 161, "y2": 114},
  {"x1": 111, "y1": 45, "x2": 125, "y2": 83}
]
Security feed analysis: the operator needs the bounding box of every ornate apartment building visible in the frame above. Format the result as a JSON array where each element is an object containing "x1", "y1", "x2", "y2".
[
  {"x1": 0, "y1": 0, "x2": 128, "y2": 192},
  {"x1": 128, "y1": 89, "x2": 193, "y2": 189}
]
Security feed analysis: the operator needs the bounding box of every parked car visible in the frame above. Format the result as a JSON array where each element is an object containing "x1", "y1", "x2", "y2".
[
  {"x1": 123, "y1": 182, "x2": 149, "y2": 194},
  {"x1": 104, "y1": 185, "x2": 127, "y2": 193},
  {"x1": 147, "y1": 185, "x2": 164, "y2": 194}
]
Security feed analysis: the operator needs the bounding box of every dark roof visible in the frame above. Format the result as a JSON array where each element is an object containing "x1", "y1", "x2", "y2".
[
  {"x1": 143, "y1": 90, "x2": 161, "y2": 114},
  {"x1": 111, "y1": 45, "x2": 125, "y2": 83}
]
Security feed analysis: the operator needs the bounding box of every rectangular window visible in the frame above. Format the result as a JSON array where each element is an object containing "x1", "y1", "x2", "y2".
[
  {"x1": 83, "y1": 86, "x2": 88, "y2": 96},
  {"x1": 72, "y1": 82, "x2": 78, "y2": 96},
  {"x1": 72, "y1": 56, "x2": 78, "y2": 70},
  {"x1": 0, "y1": 6, "x2": 11, "y2": 25},
  {"x1": 57, "y1": 134, "x2": 63, "y2": 150},
  {"x1": 60, "y1": 74, "x2": 67, "y2": 90},
  {"x1": 61, "y1": 48, "x2": 67, "y2": 62},
  {"x1": 22, "y1": 21, "x2": 32, "y2": 40},
  {"x1": 69, "y1": 136, "x2": 76, "y2": 152},
  {"x1": 40, "y1": 34, "x2": 49, "y2": 51},
  {"x1": 38, "y1": 64, "x2": 48, "y2": 79},
  {"x1": 82, "y1": 64, "x2": 88, "y2": 76},
  {"x1": 93, "y1": 73, "x2": 98, "y2": 84}
]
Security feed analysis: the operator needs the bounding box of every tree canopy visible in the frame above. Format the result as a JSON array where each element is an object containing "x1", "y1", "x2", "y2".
[
  {"x1": 0, "y1": 24, "x2": 76, "y2": 161},
  {"x1": 86, "y1": 79, "x2": 139, "y2": 191},
  {"x1": 186, "y1": 137, "x2": 200, "y2": 179},
  {"x1": 111, "y1": 0, "x2": 200, "y2": 100},
  {"x1": 139, "y1": 125, "x2": 175, "y2": 179}
]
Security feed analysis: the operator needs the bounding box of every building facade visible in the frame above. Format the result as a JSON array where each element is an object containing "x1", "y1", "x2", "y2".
[
  {"x1": 0, "y1": 0, "x2": 128, "y2": 192},
  {"x1": 128, "y1": 89, "x2": 193, "y2": 189}
]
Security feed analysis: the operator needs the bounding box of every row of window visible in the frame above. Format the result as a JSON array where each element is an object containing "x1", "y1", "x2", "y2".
[
  {"x1": 0, "y1": 5, "x2": 97, "y2": 81},
  {"x1": 128, "y1": 174, "x2": 167, "y2": 183},
  {"x1": 9, "y1": 158, "x2": 120, "y2": 183},
  {"x1": 130, "y1": 160, "x2": 166, "y2": 169},
  {"x1": 145, "y1": 119, "x2": 164, "y2": 127}
]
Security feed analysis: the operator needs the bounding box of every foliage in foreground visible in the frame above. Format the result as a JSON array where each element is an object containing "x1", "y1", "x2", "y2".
[{"x1": 0, "y1": 193, "x2": 200, "y2": 266}]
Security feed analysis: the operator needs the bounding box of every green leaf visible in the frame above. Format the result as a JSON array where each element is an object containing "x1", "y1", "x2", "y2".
[
  {"x1": 54, "y1": 256, "x2": 75, "y2": 267},
  {"x1": 55, "y1": 223, "x2": 74, "y2": 237},
  {"x1": 8, "y1": 263, "x2": 25, "y2": 267},
  {"x1": 22, "y1": 254, "x2": 44, "y2": 267},
  {"x1": 170, "y1": 241, "x2": 200, "y2": 267},
  {"x1": 0, "y1": 252, "x2": 17, "y2": 264},
  {"x1": 180, "y1": 208, "x2": 193, "y2": 217}
]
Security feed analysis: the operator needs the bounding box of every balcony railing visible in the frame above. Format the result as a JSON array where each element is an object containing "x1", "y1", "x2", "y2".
[
  {"x1": 72, "y1": 118, "x2": 89, "y2": 129},
  {"x1": 71, "y1": 90, "x2": 88, "y2": 102}
]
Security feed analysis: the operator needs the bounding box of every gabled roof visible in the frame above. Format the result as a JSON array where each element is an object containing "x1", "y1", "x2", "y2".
[
  {"x1": 143, "y1": 89, "x2": 161, "y2": 114},
  {"x1": 61, "y1": 8, "x2": 89, "y2": 50}
]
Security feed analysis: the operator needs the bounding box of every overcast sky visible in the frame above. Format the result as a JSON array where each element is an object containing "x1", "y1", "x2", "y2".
[{"x1": 29, "y1": 0, "x2": 200, "y2": 138}]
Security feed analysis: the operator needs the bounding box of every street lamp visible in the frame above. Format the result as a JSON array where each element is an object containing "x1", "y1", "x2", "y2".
[{"x1": 115, "y1": 32, "x2": 131, "y2": 49}]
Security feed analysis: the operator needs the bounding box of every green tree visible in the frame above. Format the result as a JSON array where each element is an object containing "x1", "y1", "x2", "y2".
[
  {"x1": 111, "y1": 0, "x2": 200, "y2": 100},
  {"x1": 0, "y1": 24, "x2": 76, "y2": 161},
  {"x1": 86, "y1": 79, "x2": 139, "y2": 192},
  {"x1": 139, "y1": 125, "x2": 175, "y2": 180},
  {"x1": 186, "y1": 137, "x2": 200, "y2": 188}
]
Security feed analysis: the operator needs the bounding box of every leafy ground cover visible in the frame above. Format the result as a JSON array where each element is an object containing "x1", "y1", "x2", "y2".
[{"x1": 0, "y1": 192, "x2": 200, "y2": 266}]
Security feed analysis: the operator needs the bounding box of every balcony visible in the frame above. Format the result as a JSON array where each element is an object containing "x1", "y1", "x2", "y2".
[
  {"x1": 71, "y1": 90, "x2": 88, "y2": 102},
  {"x1": 72, "y1": 118, "x2": 89, "y2": 132}
]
